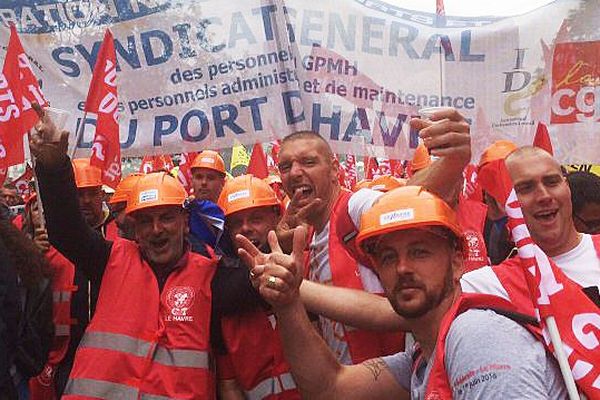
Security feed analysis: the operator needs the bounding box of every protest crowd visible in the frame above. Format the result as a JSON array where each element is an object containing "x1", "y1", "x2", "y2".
[{"x1": 1, "y1": 4, "x2": 600, "y2": 400}]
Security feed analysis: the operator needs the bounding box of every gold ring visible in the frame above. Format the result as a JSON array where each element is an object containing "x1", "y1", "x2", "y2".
[{"x1": 267, "y1": 275, "x2": 277, "y2": 288}]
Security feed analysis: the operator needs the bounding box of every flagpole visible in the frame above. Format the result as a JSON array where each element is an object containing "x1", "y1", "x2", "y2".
[
  {"x1": 70, "y1": 111, "x2": 87, "y2": 159},
  {"x1": 25, "y1": 134, "x2": 46, "y2": 231},
  {"x1": 546, "y1": 316, "x2": 581, "y2": 400}
]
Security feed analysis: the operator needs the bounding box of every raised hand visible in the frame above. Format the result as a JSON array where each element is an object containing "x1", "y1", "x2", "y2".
[
  {"x1": 236, "y1": 226, "x2": 307, "y2": 310},
  {"x1": 410, "y1": 108, "x2": 471, "y2": 162},
  {"x1": 276, "y1": 189, "x2": 321, "y2": 253},
  {"x1": 29, "y1": 103, "x2": 69, "y2": 167},
  {"x1": 33, "y1": 227, "x2": 50, "y2": 254}
]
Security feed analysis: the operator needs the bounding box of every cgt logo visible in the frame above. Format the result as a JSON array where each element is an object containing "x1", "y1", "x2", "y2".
[{"x1": 551, "y1": 41, "x2": 600, "y2": 124}]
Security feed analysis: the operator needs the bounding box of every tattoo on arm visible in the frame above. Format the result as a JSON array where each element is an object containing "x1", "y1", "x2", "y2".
[{"x1": 363, "y1": 358, "x2": 388, "y2": 382}]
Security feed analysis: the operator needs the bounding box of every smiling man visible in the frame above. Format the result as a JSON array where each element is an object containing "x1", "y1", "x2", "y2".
[
  {"x1": 274, "y1": 108, "x2": 472, "y2": 365},
  {"x1": 240, "y1": 187, "x2": 566, "y2": 399},
  {"x1": 29, "y1": 107, "x2": 262, "y2": 399}
]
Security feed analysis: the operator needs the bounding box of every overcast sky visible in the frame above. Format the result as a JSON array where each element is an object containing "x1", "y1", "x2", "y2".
[{"x1": 385, "y1": 0, "x2": 555, "y2": 16}]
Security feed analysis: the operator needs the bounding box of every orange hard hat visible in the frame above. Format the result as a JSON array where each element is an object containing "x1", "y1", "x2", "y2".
[
  {"x1": 356, "y1": 186, "x2": 462, "y2": 254},
  {"x1": 353, "y1": 179, "x2": 372, "y2": 191},
  {"x1": 191, "y1": 150, "x2": 225, "y2": 174},
  {"x1": 411, "y1": 143, "x2": 432, "y2": 172},
  {"x1": 478, "y1": 140, "x2": 518, "y2": 168},
  {"x1": 109, "y1": 173, "x2": 143, "y2": 205},
  {"x1": 369, "y1": 175, "x2": 406, "y2": 192},
  {"x1": 126, "y1": 172, "x2": 187, "y2": 215},
  {"x1": 218, "y1": 174, "x2": 281, "y2": 216},
  {"x1": 72, "y1": 158, "x2": 102, "y2": 188}
]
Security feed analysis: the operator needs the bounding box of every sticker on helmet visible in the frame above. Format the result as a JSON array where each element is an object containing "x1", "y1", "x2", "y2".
[
  {"x1": 201, "y1": 157, "x2": 215, "y2": 163},
  {"x1": 228, "y1": 189, "x2": 250, "y2": 202},
  {"x1": 139, "y1": 189, "x2": 159, "y2": 203},
  {"x1": 380, "y1": 209, "x2": 415, "y2": 225}
]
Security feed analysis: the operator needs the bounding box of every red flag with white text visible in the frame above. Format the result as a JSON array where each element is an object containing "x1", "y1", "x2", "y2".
[
  {"x1": 85, "y1": 29, "x2": 121, "y2": 189},
  {"x1": 342, "y1": 154, "x2": 358, "y2": 190},
  {"x1": 0, "y1": 24, "x2": 47, "y2": 168},
  {"x1": 479, "y1": 159, "x2": 600, "y2": 397},
  {"x1": 177, "y1": 152, "x2": 197, "y2": 194},
  {"x1": 11, "y1": 164, "x2": 33, "y2": 198}
]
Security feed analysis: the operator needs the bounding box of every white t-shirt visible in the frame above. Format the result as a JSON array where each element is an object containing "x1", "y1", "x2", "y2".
[
  {"x1": 308, "y1": 189, "x2": 383, "y2": 365},
  {"x1": 461, "y1": 234, "x2": 600, "y2": 297}
]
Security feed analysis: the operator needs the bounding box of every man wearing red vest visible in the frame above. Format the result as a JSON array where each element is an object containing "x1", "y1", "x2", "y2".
[
  {"x1": 20, "y1": 194, "x2": 76, "y2": 400},
  {"x1": 240, "y1": 186, "x2": 567, "y2": 399},
  {"x1": 29, "y1": 109, "x2": 261, "y2": 399},
  {"x1": 461, "y1": 146, "x2": 600, "y2": 316},
  {"x1": 275, "y1": 108, "x2": 471, "y2": 364},
  {"x1": 216, "y1": 175, "x2": 300, "y2": 400}
]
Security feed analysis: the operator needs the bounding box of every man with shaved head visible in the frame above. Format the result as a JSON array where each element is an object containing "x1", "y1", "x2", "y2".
[{"x1": 462, "y1": 146, "x2": 600, "y2": 309}]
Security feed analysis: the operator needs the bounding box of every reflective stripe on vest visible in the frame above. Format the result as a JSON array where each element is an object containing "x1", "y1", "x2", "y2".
[
  {"x1": 246, "y1": 372, "x2": 296, "y2": 400},
  {"x1": 66, "y1": 378, "x2": 180, "y2": 400},
  {"x1": 79, "y1": 331, "x2": 209, "y2": 369}
]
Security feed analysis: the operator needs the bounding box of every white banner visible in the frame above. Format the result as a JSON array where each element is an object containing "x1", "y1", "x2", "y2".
[{"x1": 0, "y1": 0, "x2": 598, "y2": 163}]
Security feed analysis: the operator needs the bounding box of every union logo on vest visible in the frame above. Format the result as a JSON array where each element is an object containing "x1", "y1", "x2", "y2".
[{"x1": 165, "y1": 286, "x2": 195, "y2": 322}]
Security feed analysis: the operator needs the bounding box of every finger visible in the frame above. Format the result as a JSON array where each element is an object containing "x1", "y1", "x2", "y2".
[
  {"x1": 419, "y1": 120, "x2": 469, "y2": 140},
  {"x1": 267, "y1": 230, "x2": 283, "y2": 253},
  {"x1": 236, "y1": 234, "x2": 261, "y2": 258},
  {"x1": 292, "y1": 225, "x2": 307, "y2": 267},
  {"x1": 409, "y1": 117, "x2": 432, "y2": 132},
  {"x1": 238, "y1": 248, "x2": 257, "y2": 270},
  {"x1": 34, "y1": 227, "x2": 47, "y2": 235},
  {"x1": 429, "y1": 108, "x2": 464, "y2": 123},
  {"x1": 425, "y1": 131, "x2": 471, "y2": 153},
  {"x1": 32, "y1": 103, "x2": 45, "y2": 119},
  {"x1": 295, "y1": 198, "x2": 323, "y2": 221}
]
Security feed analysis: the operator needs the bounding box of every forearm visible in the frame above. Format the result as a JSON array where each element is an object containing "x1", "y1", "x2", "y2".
[
  {"x1": 276, "y1": 300, "x2": 343, "y2": 399},
  {"x1": 36, "y1": 155, "x2": 110, "y2": 281},
  {"x1": 408, "y1": 157, "x2": 465, "y2": 207},
  {"x1": 300, "y1": 280, "x2": 405, "y2": 331}
]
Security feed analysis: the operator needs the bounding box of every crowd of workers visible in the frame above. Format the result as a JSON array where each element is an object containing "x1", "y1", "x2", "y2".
[{"x1": 0, "y1": 106, "x2": 599, "y2": 400}]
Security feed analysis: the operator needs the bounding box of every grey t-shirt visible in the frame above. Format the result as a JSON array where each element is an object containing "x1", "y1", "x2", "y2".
[{"x1": 383, "y1": 309, "x2": 567, "y2": 399}]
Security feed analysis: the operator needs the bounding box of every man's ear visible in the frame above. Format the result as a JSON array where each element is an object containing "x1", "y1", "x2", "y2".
[{"x1": 451, "y1": 245, "x2": 465, "y2": 282}]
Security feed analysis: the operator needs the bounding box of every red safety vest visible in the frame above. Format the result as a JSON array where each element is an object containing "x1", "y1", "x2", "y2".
[
  {"x1": 63, "y1": 239, "x2": 217, "y2": 400},
  {"x1": 29, "y1": 247, "x2": 76, "y2": 400},
  {"x1": 491, "y1": 234, "x2": 600, "y2": 317},
  {"x1": 323, "y1": 190, "x2": 404, "y2": 364},
  {"x1": 220, "y1": 309, "x2": 300, "y2": 399},
  {"x1": 456, "y1": 198, "x2": 489, "y2": 273},
  {"x1": 102, "y1": 219, "x2": 118, "y2": 241},
  {"x1": 420, "y1": 293, "x2": 540, "y2": 400}
]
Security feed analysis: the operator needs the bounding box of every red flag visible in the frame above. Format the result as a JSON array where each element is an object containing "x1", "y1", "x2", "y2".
[
  {"x1": 364, "y1": 156, "x2": 380, "y2": 180},
  {"x1": 177, "y1": 152, "x2": 197, "y2": 194},
  {"x1": 460, "y1": 164, "x2": 483, "y2": 203},
  {"x1": 0, "y1": 167, "x2": 7, "y2": 184},
  {"x1": 247, "y1": 143, "x2": 268, "y2": 179},
  {"x1": 140, "y1": 155, "x2": 155, "y2": 174},
  {"x1": 0, "y1": 24, "x2": 47, "y2": 168},
  {"x1": 391, "y1": 159, "x2": 405, "y2": 178},
  {"x1": 342, "y1": 154, "x2": 358, "y2": 190},
  {"x1": 481, "y1": 159, "x2": 600, "y2": 397},
  {"x1": 11, "y1": 165, "x2": 33, "y2": 198},
  {"x1": 378, "y1": 158, "x2": 391, "y2": 176},
  {"x1": 271, "y1": 140, "x2": 281, "y2": 164},
  {"x1": 156, "y1": 154, "x2": 174, "y2": 172},
  {"x1": 533, "y1": 122, "x2": 553, "y2": 155},
  {"x1": 85, "y1": 29, "x2": 121, "y2": 189}
]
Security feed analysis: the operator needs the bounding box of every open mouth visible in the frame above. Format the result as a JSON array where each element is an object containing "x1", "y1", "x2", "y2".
[
  {"x1": 534, "y1": 209, "x2": 559, "y2": 223},
  {"x1": 151, "y1": 238, "x2": 169, "y2": 252},
  {"x1": 293, "y1": 185, "x2": 313, "y2": 200}
]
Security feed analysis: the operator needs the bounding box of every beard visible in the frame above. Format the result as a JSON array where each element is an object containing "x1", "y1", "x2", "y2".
[{"x1": 387, "y1": 264, "x2": 454, "y2": 319}]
